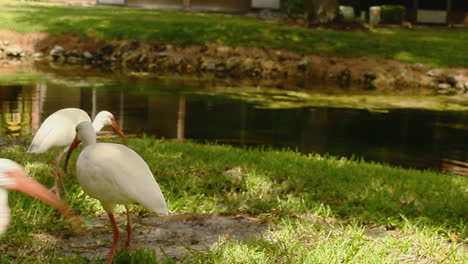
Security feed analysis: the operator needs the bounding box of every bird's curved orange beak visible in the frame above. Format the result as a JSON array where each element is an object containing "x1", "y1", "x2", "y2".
[
  {"x1": 63, "y1": 137, "x2": 81, "y2": 174},
  {"x1": 110, "y1": 117, "x2": 127, "y2": 146},
  {"x1": 6, "y1": 170, "x2": 83, "y2": 232}
]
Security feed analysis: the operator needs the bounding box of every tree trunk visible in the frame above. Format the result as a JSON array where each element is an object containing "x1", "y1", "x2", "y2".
[
  {"x1": 308, "y1": 0, "x2": 339, "y2": 24},
  {"x1": 183, "y1": 0, "x2": 191, "y2": 9}
]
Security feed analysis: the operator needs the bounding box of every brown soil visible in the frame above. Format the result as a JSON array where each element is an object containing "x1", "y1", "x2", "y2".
[
  {"x1": 33, "y1": 213, "x2": 266, "y2": 261},
  {"x1": 1, "y1": 30, "x2": 467, "y2": 94}
]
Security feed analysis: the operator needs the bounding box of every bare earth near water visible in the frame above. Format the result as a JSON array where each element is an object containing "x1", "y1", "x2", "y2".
[
  {"x1": 47, "y1": 213, "x2": 266, "y2": 261},
  {"x1": 2, "y1": 30, "x2": 468, "y2": 94}
]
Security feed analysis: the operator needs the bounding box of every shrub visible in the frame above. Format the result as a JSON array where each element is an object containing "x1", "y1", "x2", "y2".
[
  {"x1": 281, "y1": 0, "x2": 309, "y2": 15},
  {"x1": 381, "y1": 5, "x2": 406, "y2": 24}
]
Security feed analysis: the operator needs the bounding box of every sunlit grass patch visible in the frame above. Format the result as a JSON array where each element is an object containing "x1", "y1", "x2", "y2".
[
  {"x1": 197, "y1": 216, "x2": 467, "y2": 264},
  {"x1": 1, "y1": 0, "x2": 468, "y2": 67}
]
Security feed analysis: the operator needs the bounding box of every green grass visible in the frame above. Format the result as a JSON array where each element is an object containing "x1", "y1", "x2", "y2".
[
  {"x1": 1, "y1": 0, "x2": 468, "y2": 67},
  {"x1": 0, "y1": 137, "x2": 466, "y2": 263}
]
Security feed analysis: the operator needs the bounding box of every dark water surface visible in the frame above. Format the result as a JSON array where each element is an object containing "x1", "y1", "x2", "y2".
[{"x1": 1, "y1": 77, "x2": 468, "y2": 174}]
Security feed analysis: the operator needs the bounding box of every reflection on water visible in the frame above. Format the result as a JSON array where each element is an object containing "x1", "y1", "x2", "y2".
[{"x1": 1, "y1": 80, "x2": 468, "y2": 174}]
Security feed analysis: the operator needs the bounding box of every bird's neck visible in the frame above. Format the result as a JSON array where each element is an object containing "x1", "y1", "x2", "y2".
[
  {"x1": 80, "y1": 125, "x2": 98, "y2": 147},
  {"x1": 81, "y1": 136, "x2": 97, "y2": 147}
]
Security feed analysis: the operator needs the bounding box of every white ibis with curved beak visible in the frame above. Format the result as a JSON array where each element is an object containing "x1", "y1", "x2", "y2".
[
  {"x1": 0, "y1": 159, "x2": 81, "y2": 236},
  {"x1": 69, "y1": 121, "x2": 168, "y2": 264},
  {"x1": 27, "y1": 108, "x2": 127, "y2": 196}
]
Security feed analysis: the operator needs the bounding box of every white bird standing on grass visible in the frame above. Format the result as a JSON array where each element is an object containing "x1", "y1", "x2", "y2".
[
  {"x1": 0, "y1": 159, "x2": 81, "y2": 236},
  {"x1": 68, "y1": 121, "x2": 168, "y2": 264},
  {"x1": 27, "y1": 108, "x2": 127, "y2": 196}
]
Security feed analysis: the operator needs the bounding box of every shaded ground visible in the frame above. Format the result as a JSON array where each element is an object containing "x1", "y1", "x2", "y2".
[{"x1": 51, "y1": 213, "x2": 266, "y2": 261}]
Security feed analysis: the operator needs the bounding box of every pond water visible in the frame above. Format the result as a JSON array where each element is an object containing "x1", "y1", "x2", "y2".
[{"x1": 1, "y1": 74, "x2": 468, "y2": 175}]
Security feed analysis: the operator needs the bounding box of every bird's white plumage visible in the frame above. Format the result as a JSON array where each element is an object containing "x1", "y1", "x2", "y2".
[
  {"x1": 0, "y1": 159, "x2": 23, "y2": 236},
  {"x1": 0, "y1": 189, "x2": 10, "y2": 236},
  {"x1": 28, "y1": 108, "x2": 91, "y2": 153},
  {"x1": 77, "y1": 143, "x2": 168, "y2": 215}
]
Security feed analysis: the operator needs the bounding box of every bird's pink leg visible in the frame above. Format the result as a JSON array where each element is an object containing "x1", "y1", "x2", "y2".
[
  {"x1": 107, "y1": 213, "x2": 120, "y2": 264},
  {"x1": 51, "y1": 150, "x2": 67, "y2": 197},
  {"x1": 125, "y1": 205, "x2": 132, "y2": 248}
]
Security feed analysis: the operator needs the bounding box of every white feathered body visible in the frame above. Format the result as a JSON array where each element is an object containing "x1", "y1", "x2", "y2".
[
  {"x1": 0, "y1": 159, "x2": 23, "y2": 236},
  {"x1": 76, "y1": 143, "x2": 168, "y2": 215},
  {"x1": 0, "y1": 189, "x2": 10, "y2": 236},
  {"x1": 28, "y1": 108, "x2": 91, "y2": 153}
]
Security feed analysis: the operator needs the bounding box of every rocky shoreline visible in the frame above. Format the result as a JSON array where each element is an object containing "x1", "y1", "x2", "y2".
[{"x1": 1, "y1": 31, "x2": 467, "y2": 94}]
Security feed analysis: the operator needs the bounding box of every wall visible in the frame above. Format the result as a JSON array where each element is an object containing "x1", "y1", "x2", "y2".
[
  {"x1": 126, "y1": 0, "x2": 182, "y2": 9},
  {"x1": 190, "y1": 0, "x2": 251, "y2": 12},
  {"x1": 37, "y1": 0, "x2": 96, "y2": 5},
  {"x1": 126, "y1": 0, "x2": 250, "y2": 11}
]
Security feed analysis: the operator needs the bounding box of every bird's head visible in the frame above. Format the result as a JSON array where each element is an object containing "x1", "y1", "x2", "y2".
[{"x1": 93, "y1": 111, "x2": 127, "y2": 145}]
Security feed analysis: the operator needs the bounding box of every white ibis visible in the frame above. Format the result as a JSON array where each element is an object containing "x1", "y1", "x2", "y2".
[
  {"x1": 27, "y1": 108, "x2": 127, "y2": 196},
  {"x1": 0, "y1": 159, "x2": 81, "y2": 236},
  {"x1": 69, "y1": 121, "x2": 168, "y2": 264}
]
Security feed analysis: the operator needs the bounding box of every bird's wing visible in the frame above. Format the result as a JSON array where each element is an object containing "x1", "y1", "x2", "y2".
[
  {"x1": 77, "y1": 144, "x2": 168, "y2": 215},
  {"x1": 28, "y1": 109, "x2": 91, "y2": 153}
]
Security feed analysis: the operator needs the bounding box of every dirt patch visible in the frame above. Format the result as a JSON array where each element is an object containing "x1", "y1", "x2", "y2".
[{"x1": 52, "y1": 213, "x2": 266, "y2": 261}]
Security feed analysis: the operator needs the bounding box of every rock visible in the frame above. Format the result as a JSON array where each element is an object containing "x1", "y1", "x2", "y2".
[
  {"x1": 103, "y1": 56, "x2": 116, "y2": 62},
  {"x1": 399, "y1": 70, "x2": 407, "y2": 78},
  {"x1": 446, "y1": 74, "x2": 468, "y2": 91},
  {"x1": 242, "y1": 58, "x2": 255, "y2": 72},
  {"x1": 100, "y1": 45, "x2": 115, "y2": 55},
  {"x1": 5, "y1": 45, "x2": 23, "y2": 57},
  {"x1": 173, "y1": 55, "x2": 183, "y2": 65},
  {"x1": 261, "y1": 60, "x2": 276, "y2": 71},
  {"x1": 364, "y1": 71, "x2": 377, "y2": 80},
  {"x1": 204, "y1": 62, "x2": 216, "y2": 72},
  {"x1": 83, "y1": 51, "x2": 93, "y2": 59},
  {"x1": 215, "y1": 63, "x2": 226, "y2": 72},
  {"x1": 67, "y1": 56, "x2": 84, "y2": 64},
  {"x1": 68, "y1": 49, "x2": 80, "y2": 57},
  {"x1": 339, "y1": 69, "x2": 351, "y2": 87},
  {"x1": 33, "y1": 52, "x2": 44, "y2": 58},
  {"x1": 2, "y1": 41, "x2": 9, "y2": 46},
  {"x1": 226, "y1": 57, "x2": 240, "y2": 71},
  {"x1": 364, "y1": 72, "x2": 377, "y2": 89},
  {"x1": 158, "y1": 52, "x2": 169, "y2": 58},
  {"x1": 446, "y1": 75, "x2": 458, "y2": 86},
  {"x1": 426, "y1": 70, "x2": 437, "y2": 77},
  {"x1": 298, "y1": 58, "x2": 309, "y2": 71},
  {"x1": 438, "y1": 83, "x2": 451, "y2": 90},
  {"x1": 49, "y1": 45, "x2": 65, "y2": 57},
  {"x1": 437, "y1": 83, "x2": 455, "y2": 94}
]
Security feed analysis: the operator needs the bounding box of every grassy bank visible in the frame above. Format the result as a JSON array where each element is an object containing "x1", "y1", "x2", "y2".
[
  {"x1": 0, "y1": 138, "x2": 466, "y2": 263},
  {"x1": 1, "y1": 0, "x2": 468, "y2": 67}
]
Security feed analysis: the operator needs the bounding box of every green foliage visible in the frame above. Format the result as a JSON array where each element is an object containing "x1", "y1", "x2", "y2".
[
  {"x1": 381, "y1": 5, "x2": 406, "y2": 24},
  {"x1": 281, "y1": 0, "x2": 309, "y2": 15},
  {"x1": 114, "y1": 248, "x2": 173, "y2": 264}
]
